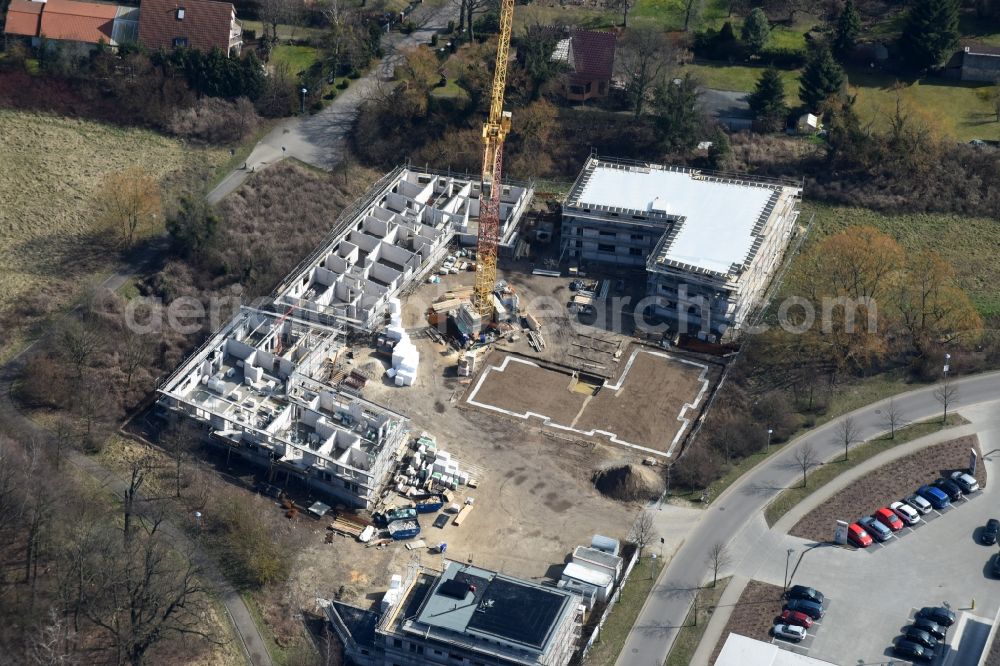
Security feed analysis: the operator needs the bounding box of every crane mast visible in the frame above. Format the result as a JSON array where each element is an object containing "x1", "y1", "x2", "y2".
[{"x1": 473, "y1": 0, "x2": 515, "y2": 319}]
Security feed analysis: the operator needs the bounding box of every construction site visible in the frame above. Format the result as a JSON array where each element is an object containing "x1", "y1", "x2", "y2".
[{"x1": 151, "y1": 1, "x2": 800, "y2": 661}]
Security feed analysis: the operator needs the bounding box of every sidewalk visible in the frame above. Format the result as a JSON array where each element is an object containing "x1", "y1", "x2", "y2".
[{"x1": 689, "y1": 575, "x2": 750, "y2": 666}]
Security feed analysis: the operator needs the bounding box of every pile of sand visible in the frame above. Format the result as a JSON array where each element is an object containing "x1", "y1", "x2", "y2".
[{"x1": 592, "y1": 463, "x2": 664, "y2": 502}]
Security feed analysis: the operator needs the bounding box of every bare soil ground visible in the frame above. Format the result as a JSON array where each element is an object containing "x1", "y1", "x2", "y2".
[
  {"x1": 790, "y1": 435, "x2": 986, "y2": 542},
  {"x1": 0, "y1": 109, "x2": 227, "y2": 361},
  {"x1": 471, "y1": 353, "x2": 588, "y2": 425},
  {"x1": 709, "y1": 580, "x2": 786, "y2": 666},
  {"x1": 575, "y1": 350, "x2": 708, "y2": 453}
]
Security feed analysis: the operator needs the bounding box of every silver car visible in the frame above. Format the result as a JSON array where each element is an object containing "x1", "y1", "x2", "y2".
[
  {"x1": 860, "y1": 515, "x2": 892, "y2": 541},
  {"x1": 905, "y1": 494, "x2": 933, "y2": 515},
  {"x1": 951, "y1": 471, "x2": 979, "y2": 493},
  {"x1": 773, "y1": 623, "x2": 807, "y2": 642}
]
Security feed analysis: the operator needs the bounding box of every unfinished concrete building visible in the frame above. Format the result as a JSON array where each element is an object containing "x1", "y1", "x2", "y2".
[
  {"x1": 326, "y1": 561, "x2": 584, "y2": 666},
  {"x1": 562, "y1": 155, "x2": 802, "y2": 337},
  {"x1": 157, "y1": 308, "x2": 408, "y2": 509},
  {"x1": 274, "y1": 166, "x2": 532, "y2": 330}
]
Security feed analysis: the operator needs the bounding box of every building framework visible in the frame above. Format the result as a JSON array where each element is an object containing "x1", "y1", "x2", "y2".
[{"x1": 561, "y1": 155, "x2": 802, "y2": 338}]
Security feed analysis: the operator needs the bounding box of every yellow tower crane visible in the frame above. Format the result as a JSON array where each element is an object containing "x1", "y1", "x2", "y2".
[{"x1": 473, "y1": 0, "x2": 515, "y2": 319}]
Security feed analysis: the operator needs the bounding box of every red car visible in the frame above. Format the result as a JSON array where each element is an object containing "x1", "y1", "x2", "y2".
[
  {"x1": 848, "y1": 522, "x2": 873, "y2": 548},
  {"x1": 779, "y1": 609, "x2": 813, "y2": 629},
  {"x1": 875, "y1": 507, "x2": 904, "y2": 532}
]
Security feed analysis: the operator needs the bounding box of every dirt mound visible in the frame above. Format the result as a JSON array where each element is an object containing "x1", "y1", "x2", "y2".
[{"x1": 592, "y1": 463, "x2": 664, "y2": 502}]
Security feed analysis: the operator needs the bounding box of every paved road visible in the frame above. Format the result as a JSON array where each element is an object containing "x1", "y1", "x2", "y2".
[
  {"x1": 616, "y1": 370, "x2": 1000, "y2": 666},
  {"x1": 0, "y1": 246, "x2": 274, "y2": 666},
  {"x1": 207, "y1": 1, "x2": 458, "y2": 204}
]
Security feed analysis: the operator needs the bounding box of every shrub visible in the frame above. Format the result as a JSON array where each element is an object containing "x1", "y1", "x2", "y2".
[
  {"x1": 447, "y1": 19, "x2": 455, "y2": 33},
  {"x1": 347, "y1": 69, "x2": 361, "y2": 79},
  {"x1": 337, "y1": 79, "x2": 349, "y2": 89},
  {"x1": 759, "y1": 47, "x2": 807, "y2": 68},
  {"x1": 431, "y1": 34, "x2": 439, "y2": 47},
  {"x1": 671, "y1": 444, "x2": 722, "y2": 491},
  {"x1": 167, "y1": 97, "x2": 259, "y2": 144},
  {"x1": 244, "y1": 28, "x2": 257, "y2": 41}
]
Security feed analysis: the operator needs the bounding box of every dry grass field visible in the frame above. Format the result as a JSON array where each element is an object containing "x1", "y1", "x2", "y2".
[{"x1": 0, "y1": 109, "x2": 228, "y2": 362}]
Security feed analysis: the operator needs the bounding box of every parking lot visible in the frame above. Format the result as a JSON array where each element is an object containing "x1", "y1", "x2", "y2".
[{"x1": 746, "y1": 416, "x2": 1000, "y2": 665}]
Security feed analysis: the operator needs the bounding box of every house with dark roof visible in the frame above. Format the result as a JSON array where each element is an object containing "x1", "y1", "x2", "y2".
[
  {"x1": 324, "y1": 560, "x2": 584, "y2": 666},
  {"x1": 960, "y1": 44, "x2": 1000, "y2": 83},
  {"x1": 138, "y1": 0, "x2": 242, "y2": 56},
  {"x1": 552, "y1": 29, "x2": 617, "y2": 102},
  {"x1": 3, "y1": 0, "x2": 138, "y2": 49}
]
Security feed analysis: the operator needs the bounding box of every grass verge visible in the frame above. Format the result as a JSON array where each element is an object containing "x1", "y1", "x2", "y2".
[
  {"x1": 239, "y1": 591, "x2": 283, "y2": 665},
  {"x1": 583, "y1": 554, "x2": 664, "y2": 665},
  {"x1": 764, "y1": 413, "x2": 968, "y2": 526},
  {"x1": 665, "y1": 577, "x2": 732, "y2": 666}
]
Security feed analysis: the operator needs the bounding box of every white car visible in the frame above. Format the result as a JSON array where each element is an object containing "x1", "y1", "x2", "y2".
[
  {"x1": 905, "y1": 493, "x2": 933, "y2": 514},
  {"x1": 773, "y1": 624, "x2": 807, "y2": 642},
  {"x1": 951, "y1": 471, "x2": 979, "y2": 493},
  {"x1": 890, "y1": 501, "x2": 920, "y2": 526}
]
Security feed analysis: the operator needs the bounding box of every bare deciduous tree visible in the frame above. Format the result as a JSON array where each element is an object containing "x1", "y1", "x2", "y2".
[
  {"x1": 118, "y1": 331, "x2": 153, "y2": 396},
  {"x1": 883, "y1": 398, "x2": 906, "y2": 439},
  {"x1": 934, "y1": 378, "x2": 958, "y2": 423},
  {"x1": 60, "y1": 319, "x2": 101, "y2": 381},
  {"x1": 706, "y1": 541, "x2": 730, "y2": 588},
  {"x1": 793, "y1": 443, "x2": 819, "y2": 488},
  {"x1": 628, "y1": 509, "x2": 658, "y2": 556},
  {"x1": 837, "y1": 415, "x2": 859, "y2": 461},
  {"x1": 94, "y1": 168, "x2": 162, "y2": 249},
  {"x1": 617, "y1": 27, "x2": 674, "y2": 117}
]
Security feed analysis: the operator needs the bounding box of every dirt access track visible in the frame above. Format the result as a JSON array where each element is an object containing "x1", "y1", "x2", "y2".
[{"x1": 466, "y1": 347, "x2": 711, "y2": 457}]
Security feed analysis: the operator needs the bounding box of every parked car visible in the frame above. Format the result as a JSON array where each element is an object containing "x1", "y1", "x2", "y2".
[
  {"x1": 778, "y1": 610, "x2": 813, "y2": 629},
  {"x1": 433, "y1": 513, "x2": 449, "y2": 529},
  {"x1": 890, "y1": 501, "x2": 921, "y2": 526},
  {"x1": 933, "y1": 477, "x2": 964, "y2": 501},
  {"x1": 905, "y1": 493, "x2": 933, "y2": 514},
  {"x1": 917, "y1": 606, "x2": 957, "y2": 627},
  {"x1": 983, "y1": 519, "x2": 999, "y2": 545},
  {"x1": 859, "y1": 515, "x2": 892, "y2": 541},
  {"x1": 894, "y1": 639, "x2": 934, "y2": 662},
  {"x1": 848, "y1": 522, "x2": 873, "y2": 548},
  {"x1": 911, "y1": 617, "x2": 946, "y2": 640},
  {"x1": 951, "y1": 470, "x2": 980, "y2": 493},
  {"x1": 772, "y1": 624, "x2": 807, "y2": 642},
  {"x1": 905, "y1": 627, "x2": 938, "y2": 649},
  {"x1": 875, "y1": 507, "x2": 905, "y2": 532},
  {"x1": 783, "y1": 598, "x2": 824, "y2": 620},
  {"x1": 991, "y1": 553, "x2": 1000, "y2": 577},
  {"x1": 784, "y1": 585, "x2": 825, "y2": 605},
  {"x1": 916, "y1": 485, "x2": 951, "y2": 510}
]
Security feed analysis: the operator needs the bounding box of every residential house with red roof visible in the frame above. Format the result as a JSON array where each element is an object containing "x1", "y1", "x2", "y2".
[
  {"x1": 138, "y1": 0, "x2": 241, "y2": 56},
  {"x1": 552, "y1": 29, "x2": 617, "y2": 102}
]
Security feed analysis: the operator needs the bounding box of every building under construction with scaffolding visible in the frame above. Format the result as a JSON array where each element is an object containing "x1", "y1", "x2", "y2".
[{"x1": 156, "y1": 308, "x2": 409, "y2": 509}]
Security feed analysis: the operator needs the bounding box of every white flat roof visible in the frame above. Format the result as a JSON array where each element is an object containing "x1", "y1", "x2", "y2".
[
  {"x1": 572, "y1": 162, "x2": 781, "y2": 275},
  {"x1": 716, "y1": 633, "x2": 838, "y2": 666},
  {"x1": 561, "y1": 562, "x2": 612, "y2": 587}
]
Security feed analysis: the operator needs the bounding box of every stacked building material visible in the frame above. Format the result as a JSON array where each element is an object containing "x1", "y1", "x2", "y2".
[{"x1": 385, "y1": 298, "x2": 420, "y2": 386}]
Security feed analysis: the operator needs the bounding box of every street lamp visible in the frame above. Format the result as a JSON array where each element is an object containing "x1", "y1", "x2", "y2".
[
  {"x1": 943, "y1": 353, "x2": 951, "y2": 377},
  {"x1": 765, "y1": 428, "x2": 773, "y2": 454},
  {"x1": 300, "y1": 87, "x2": 308, "y2": 114},
  {"x1": 784, "y1": 548, "x2": 795, "y2": 590}
]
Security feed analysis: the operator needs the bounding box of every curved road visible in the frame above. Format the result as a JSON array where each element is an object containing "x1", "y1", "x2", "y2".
[{"x1": 616, "y1": 370, "x2": 1000, "y2": 666}]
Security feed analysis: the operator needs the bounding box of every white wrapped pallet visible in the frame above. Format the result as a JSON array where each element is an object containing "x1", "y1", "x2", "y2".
[
  {"x1": 386, "y1": 325, "x2": 406, "y2": 341},
  {"x1": 390, "y1": 314, "x2": 402, "y2": 327},
  {"x1": 395, "y1": 375, "x2": 406, "y2": 387},
  {"x1": 388, "y1": 297, "x2": 402, "y2": 314}
]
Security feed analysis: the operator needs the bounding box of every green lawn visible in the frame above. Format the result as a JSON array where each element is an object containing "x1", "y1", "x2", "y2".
[
  {"x1": 430, "y1": 78, "x2": 467, "y2": 99},
  {"x1": 804, "y1": 202, "x2": 1000, "y2": 317},
  {"x1": 269, "y1": 45, "x2": 319, "y2": 76},
  {"x1": 665, "y1": 577, "x2": 732, "y2": 666},
  {"x1": 683, "y1": 62, "x2": 801, "y2": 96},
  {"x1": 849, "y1": 73, "x2": 1000, "y2": 142},
  {"x1": 583, "y1": 555, "x2": 663, "y2": 665},
  {"x1": 243, "y1": 20, "x2": 325, "y2": 42},
  {"x1": 764, "y1": 414, "x2": 967, "y2": 526}
]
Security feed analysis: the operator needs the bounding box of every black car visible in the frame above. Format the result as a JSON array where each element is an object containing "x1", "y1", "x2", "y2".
[
  {"x1": 433, "y1": 513, "x2": 449, "y2": 529},
  {"x1": 783, "y1": 598, "x2": 824, "y2": 620},
  {"x1": 917, "y1": 606, "x2": 957, "y2": 627},
  {"x1": 905, "y1": 627, "x2": 938, "y2": 650},
  {"x1": 933, "y1": 477, "x2": 964, "y2": 501},
  {"x1": 784, "y1": 585, "x2": 825, "y2": 605},
  {"x1": 895, "y1": 639, "x2": 933, "y2": 662},
  {"x1": 991, "y1": 554, "x2": 1000, "y2": 577},
  {"x1": 984, "y1": 519, "x2": 1000, "y2": 545},
  {"x1": 912, "y1": 617, "x2": 946, "y2": 640}
]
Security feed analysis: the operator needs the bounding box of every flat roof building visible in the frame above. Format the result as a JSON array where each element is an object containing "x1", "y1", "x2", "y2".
[
  {"x1": 326, "y1": 561, "x2": 584, "y2": 666},
  {"x1": 562, "y1": 155, "x2": 801, "y2": 338}
]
